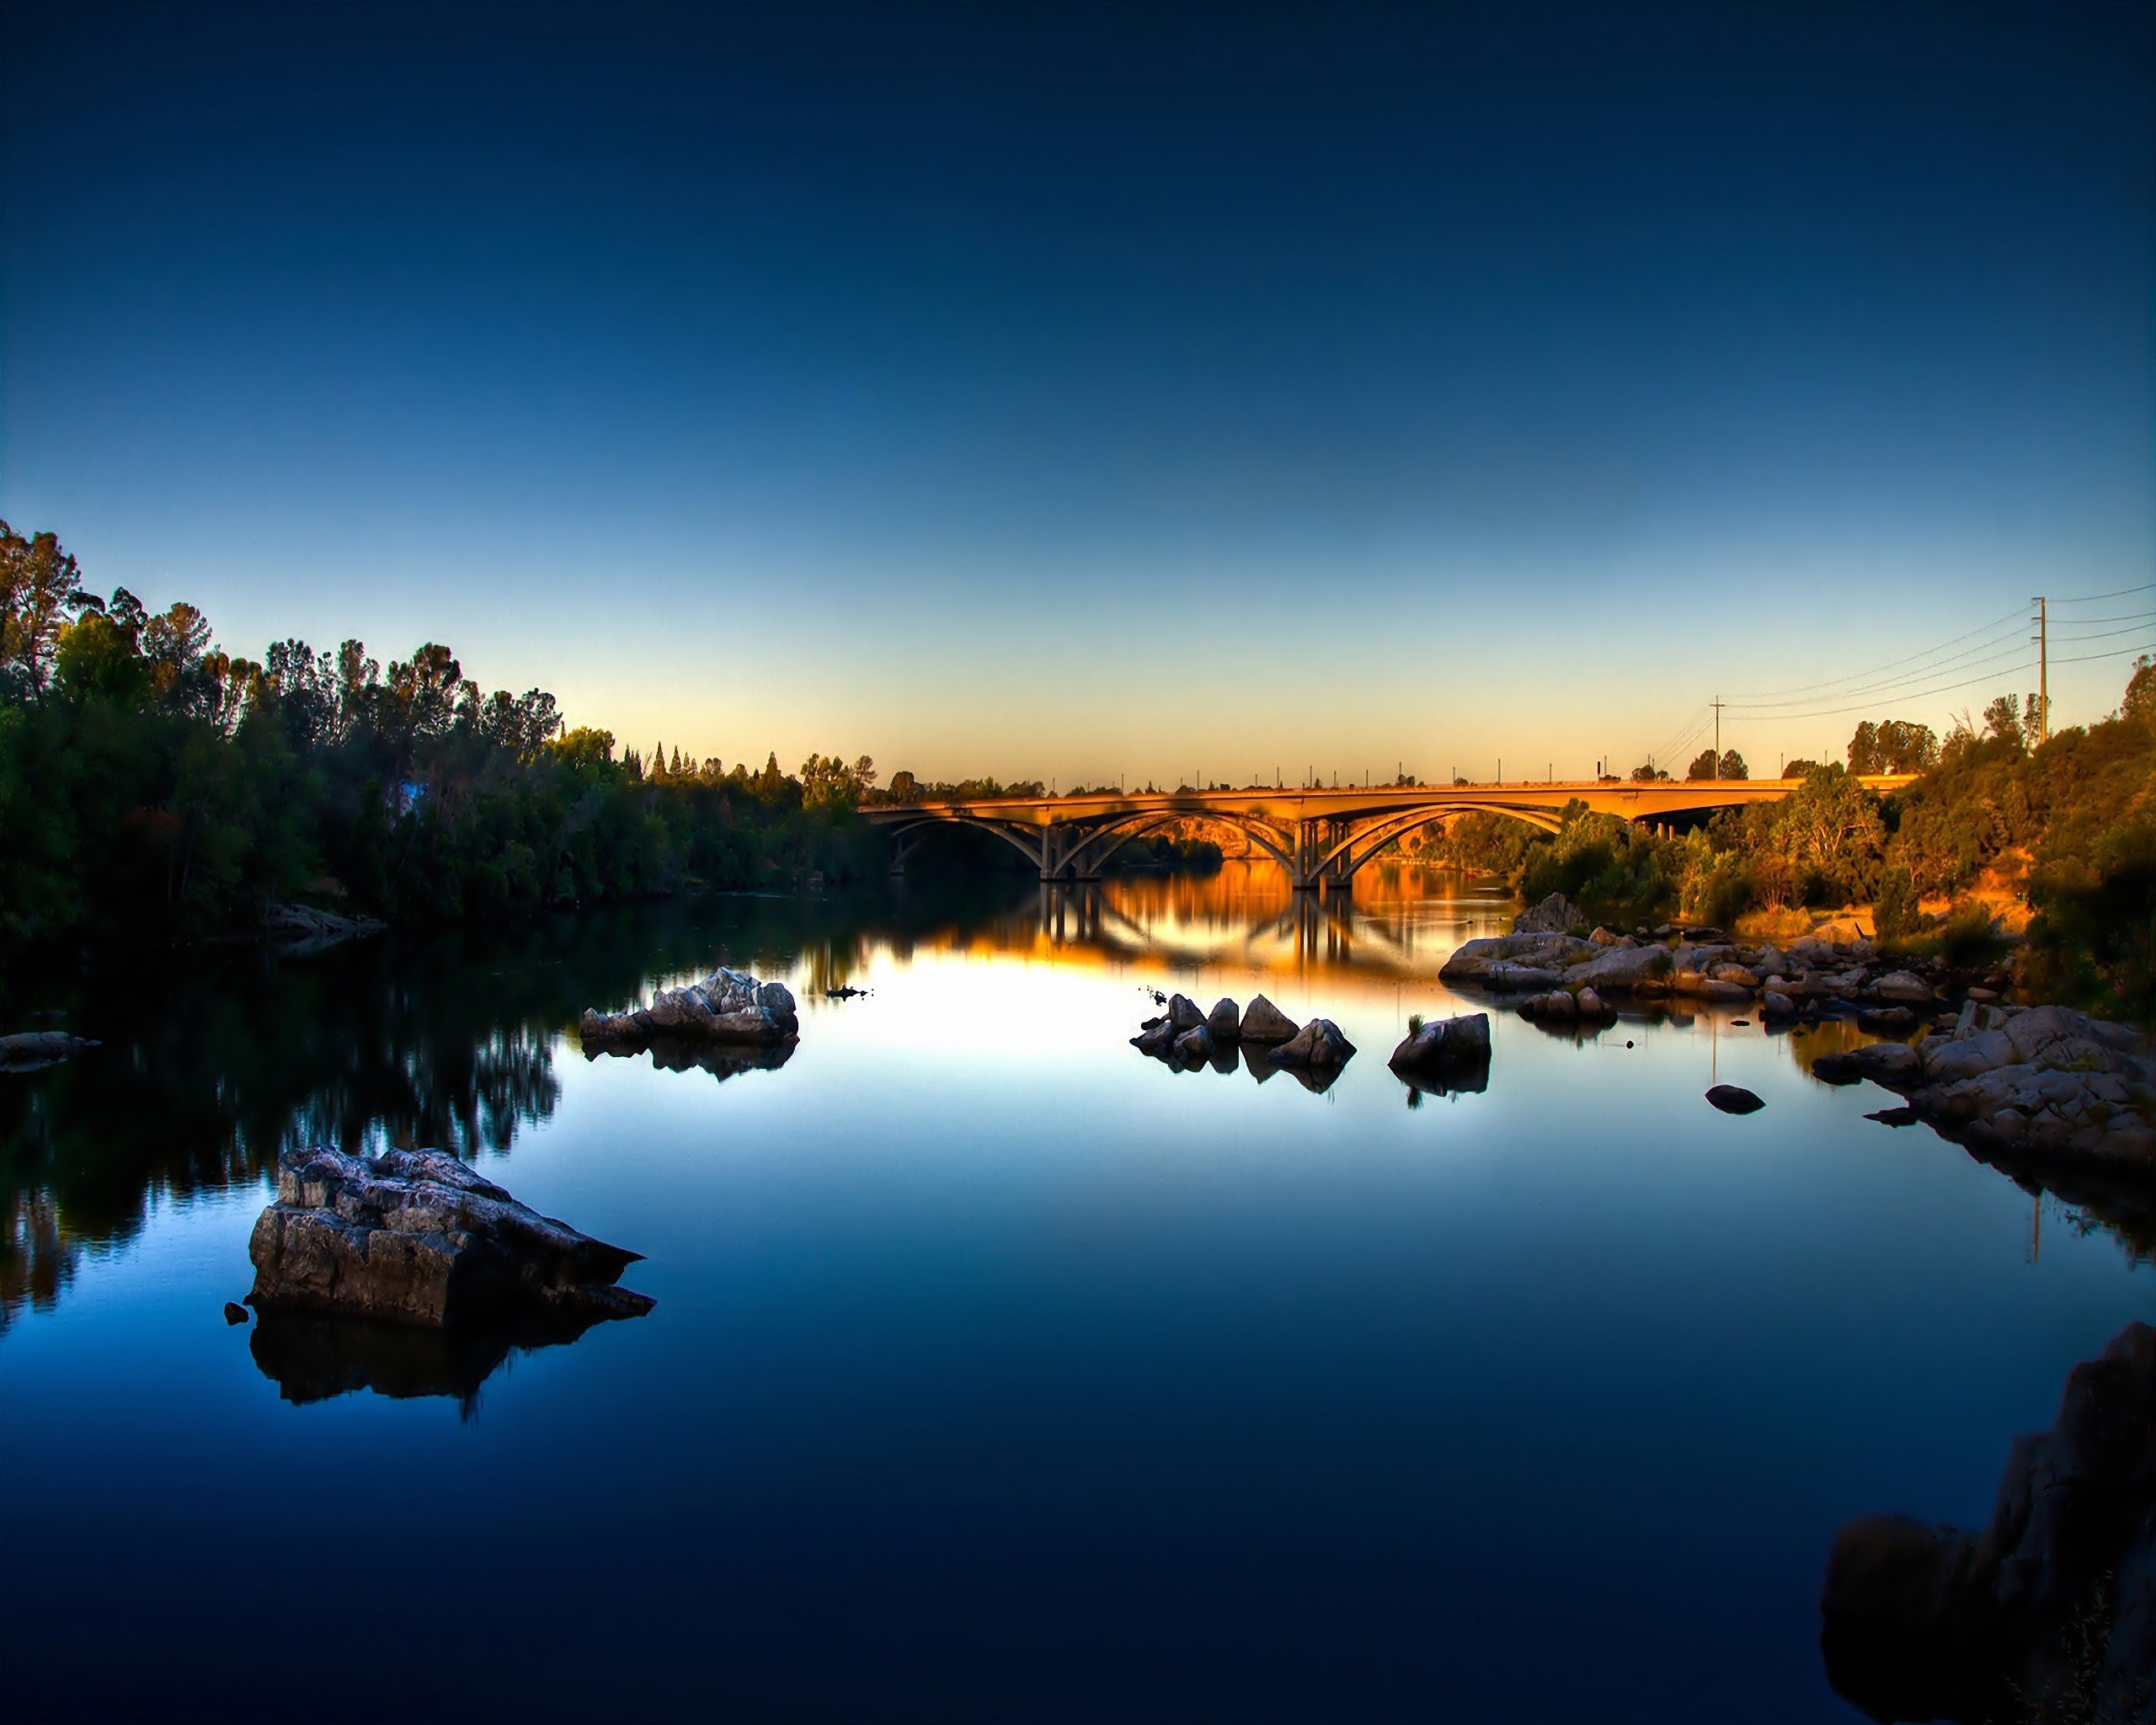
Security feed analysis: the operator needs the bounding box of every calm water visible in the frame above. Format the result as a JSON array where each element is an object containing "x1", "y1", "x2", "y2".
[{"x1": 3, "y1": 864, "x2": 2148, "y2": 1721}]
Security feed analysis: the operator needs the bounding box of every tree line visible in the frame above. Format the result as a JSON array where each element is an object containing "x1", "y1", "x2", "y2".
[
  {"x1": 0, "y1": 522, "x2": 898, "y2": 955},
  {"x1": 1429, "y1": 672, "x2": 2156, "y2": 1017}
]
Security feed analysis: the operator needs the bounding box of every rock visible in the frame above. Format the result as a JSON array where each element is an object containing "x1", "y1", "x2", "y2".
[
  {"x1": 0, "y1": 1030, "x2": 99, "y2": 1071},
  {"x1": 1822, "y1": 1322, "x2": 2156, "y2": 1725},
  {"x1": 581, "y1": 967, "x2": 799, "y2": 1052},
  {"x1": 1206, "y1": 997, "x2": 1241, "y2": 1042},
  {"x1": 1813, "y1": 1043, "x2": 1923, "y2": 1088},
  {"x1": 1856, "y1": 1005, "x2": 1919, "y2": 1035},
  {"x1": 1870, "y1": 969, "x2": 1935, "y2": 1005},
  {"x1": 1705, "y1": 1085, "x2": 1764, "y2": 1114},
  {"x1": 1518, "y1": 989, "x2": 1578, "y2": 1023},
  {"x1": 1238, "y1": 994, "x2": 1300, "y2": 1045},
  {"x1": 1561, "y1": 943, "x2": 1673, "y2": 994},
  {"x1": 1710, "y1": 964, "x2": 1759, "y2": 987},
  {"x1": 247, "y1": 1146, "x2": 654, "y2": 1329},
  {"x1": 1166, "y1": 994, "x2": 1205, "y2": 1032},
  {"x1": 1512, "y1": 892, "x2": 1583, "y2": 935},
  {"x1": 1267, "y1": 1018, "x2": 1357, "y2": 1071},
  {"x1": 223, "y1": 1300, "x2": 251, "y2": 1326},
  {"x1": 1589, "y1": 926, "x2": 1620, "y2": 947},
  {"x1": 261, "y1": 901, "x2": 387, "y2": 955},
  {"x1": 1389, "y1": 1012, "x2": 1492, "y2": 1081},
  {"x1": 1865, "y1": 1106, "x2": 1919, "y2": 1127},
  {"x1": 1130, "y1": 1020, "x2": 1177, "y2": 1056},
  {"x1": 1443, "y1": 932, "x2": 1599, "y2": 989},
  {"x1": 1761, "y1": 990, "x2": 1796, "y2": 1021},
  {"x1": 1576, "y1": 987, "x2": 1612, "y2": 1020},
  {"x1": 1172, "y1": 1023, "x2": 1215, "y2": 1062}
]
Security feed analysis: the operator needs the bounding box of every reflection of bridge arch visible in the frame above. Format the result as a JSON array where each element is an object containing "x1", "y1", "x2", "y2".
[{"x1": 864, "y1": 775, "x2": 1914, "y2": 890}]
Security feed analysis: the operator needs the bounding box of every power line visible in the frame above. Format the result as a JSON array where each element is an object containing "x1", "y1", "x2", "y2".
[
  {"x1": 1726, "y1": 638, "x2": 2032, "y2": 713},
  {"x1": 2052, "y1": 580, "x2": 2156, "y2": 606},
  {"x1": 2052, "y1": 643, "x2": 2153, "y2": 668},
  {"x1": 1721, "y1": 661, "x2": 2049, "y2": 724},
  {"x1": 1725, "y1": 606, "x2": 2025, "y2": 703}
]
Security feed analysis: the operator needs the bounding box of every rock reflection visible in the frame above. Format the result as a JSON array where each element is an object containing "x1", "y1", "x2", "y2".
[
  {"x1": 248, "y1": 1308, "x2": 616, "y2": 1416},
  {"x1": 595, "y1": 1038, "x2": 797, "y2": 1081}
]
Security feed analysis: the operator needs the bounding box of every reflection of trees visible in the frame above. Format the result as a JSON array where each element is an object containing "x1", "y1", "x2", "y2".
[{"x1": 0, "y1": 883, "x2": 1031, "y2": 1335}]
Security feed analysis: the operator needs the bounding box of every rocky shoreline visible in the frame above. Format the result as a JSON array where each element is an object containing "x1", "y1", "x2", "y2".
[
  {"x1": 1439, "y1": 895, "x2": 2156, "y2": 1188},
  {"x1": 1822, "y1": 1321, "x2": 2156, "y2": 1723}
]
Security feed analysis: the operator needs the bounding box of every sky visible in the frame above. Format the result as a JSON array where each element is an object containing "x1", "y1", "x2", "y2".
[{"x1": 3, "y1": 1, "x2": 2153, "y2": 785}]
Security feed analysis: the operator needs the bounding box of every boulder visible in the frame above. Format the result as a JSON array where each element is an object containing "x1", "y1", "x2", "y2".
[
  {"x1": 1870, "y1": 969, "x2": 1936, "y2": 1005},
  {"x1": 248, "y1": 1146, "x2": 654, "y2": 1329},
  {"x1": 1589, "y1": 926, "x2": 1620, "y2": 947},
  {"x1": 1239, "y1": 994, "x2": 1300, "y2": 1045},
  {"x1": 1705, "y1": 1084, "x2": 1764, "y2": 1114},
  {"x1": 1513, "y1": 892, "x2": 1583, "y2": 935},
  {"x1": 1822, "y1": 1322, "x2": 2156, "y2": 1725},
  {"x1": 1856, "y1": 1005, "x2": 1919, "y2": 1036},
  {"x1": 0, "y1": 1030, "x2": 99, "y2": 1071},
  {"x1": 1761, "y1": 991, "x2": 1797, "y2": 1022},
  {"x1": 1166, "y1": 994, "x2": 1206, "y2": 1032},
  {"x1": 1267, "y1": 1018, "x2": 1357, "y2": 1071},
  {"x1": 1812, "y1": 1043, "x2": 1924, "y2": 1088},
  {"x1": 1130, "y1": 1020, "x2": 1177, "y2": 1056},
  {"x1": 581, "y1": 967, "x2": 798, "y2": 1051},
  {"x1": 223, "y1": 1300, "x2": 251, "y2": 1326},
  {"x1": 1389, "y1": 1012, "x2": 1491, "y2": 1081},
  {"x1": 1442, "y1": 932, "x2": 1599, "y2": 988},
  {"x1": 1560, "y1": 943, "x2": 1673, "y2": 994},
  {"x1": 1206, "y1": 997, "x2": 1241, "y2": 1042},
  {"x1": 1172, "y1": 1023, "x2": 1215, "y2": 1063}
]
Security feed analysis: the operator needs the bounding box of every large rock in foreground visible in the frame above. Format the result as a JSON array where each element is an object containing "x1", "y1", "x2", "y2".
[
  {"x1": 1822, "y1": 1321, "x2": 2156, "y2": 1724},
  {"x1": 248, "y1": 1146, "x2": 654, "y2": 1329},
  {"x1": 581, "y1": 968, "x2": 798, "y2": 1050}
]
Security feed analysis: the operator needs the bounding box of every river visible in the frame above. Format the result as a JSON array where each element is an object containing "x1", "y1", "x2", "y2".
[{"x1": 1, "y1": 862, "x2": 2146, "y2": 1720}]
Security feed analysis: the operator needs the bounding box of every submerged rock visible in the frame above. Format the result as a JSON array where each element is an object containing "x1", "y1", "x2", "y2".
[
  {"x1": 1822, "y1": 1322, "x2": 2156, "y2": 1724},
  {"x1": 580, "y1": 968, "x2": 798, "y2": 1052},
  {"x1": 1705, "y1": 1084, "x2": 1764, "y2": 1115},
  {"x1": 222, "y1": 1300, "x2": 251, "y2": 1326},
  {"x1": 247, "y1": 1146, "x2": 654, "y2": 1329},
  {"x1": 0, "y1": 1030, "x2": 99, "y2": 1072}
]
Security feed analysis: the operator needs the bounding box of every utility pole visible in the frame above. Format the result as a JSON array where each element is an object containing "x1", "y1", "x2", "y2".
[
  {"x1": 2032, "y1": 596, "x2": 2049, "y2": 745},
  {"x1": 1711, "y1": 697, "x2": 1723, "y2": 781}
]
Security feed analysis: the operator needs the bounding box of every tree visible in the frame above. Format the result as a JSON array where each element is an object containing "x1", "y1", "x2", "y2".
[
  {"x1": 1983, "y1": 694, "x2": 2025, "y2": 752},
  {"x1": 1849, "y1": 718, "x2": 1940, "y2": 775},
  {"x1": 0, "y1": 522, "x2": 96, "y2": 696},
  {"x1": 1629, "y1": 761, "x2": 1670, "y2": 782},
  {"x1": 1686, "y1": 749, "x2": 1717, "y2": 781},
  {"x1": 1783, "y1": 758, "x2": 1817, "y2": 779},
  {"x1": 2123, "y1": 657, "x2": 2155, "y2": 730},
  {"x1": 1719, "y1": 750, "x2": 1748, "y2": 781}
]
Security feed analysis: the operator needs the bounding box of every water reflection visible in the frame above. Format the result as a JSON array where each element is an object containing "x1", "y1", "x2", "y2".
[
  {"x1": 4, "y1": 862, "x2": 2149, "y2": 1343},
  {"x1": 248, "y1": 1308, "x2": 616, "y2": 1417}
]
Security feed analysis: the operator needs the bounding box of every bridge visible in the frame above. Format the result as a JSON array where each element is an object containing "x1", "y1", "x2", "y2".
[{"x1": 861, "y1": 776, "x2": 1917, "y2": 889}]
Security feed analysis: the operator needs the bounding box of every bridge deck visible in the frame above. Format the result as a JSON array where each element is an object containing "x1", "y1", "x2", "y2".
[{"x1": 861, "y1": 776, "x2": 1915, "y2": 827}]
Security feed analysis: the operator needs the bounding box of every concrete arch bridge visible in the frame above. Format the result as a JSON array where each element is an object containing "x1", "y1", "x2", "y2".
[{"x1": 862, "y1": 777, "x2": 1914, "y2": 890}]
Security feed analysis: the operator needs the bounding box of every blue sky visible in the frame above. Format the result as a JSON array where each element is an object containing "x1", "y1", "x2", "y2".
[{"x1": 4, "y1": 2, "x2": 2151, "y2": 782}]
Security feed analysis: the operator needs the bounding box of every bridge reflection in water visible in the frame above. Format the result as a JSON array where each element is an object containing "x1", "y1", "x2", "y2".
[{"x1": 1015, "y1": 860, "x2": 1518, "y2": 982}]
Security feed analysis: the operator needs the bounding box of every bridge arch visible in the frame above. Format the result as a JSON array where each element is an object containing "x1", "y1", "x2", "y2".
[{"x1": 1313, "y1": 800, "x2": 1566, "y2": 883}]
